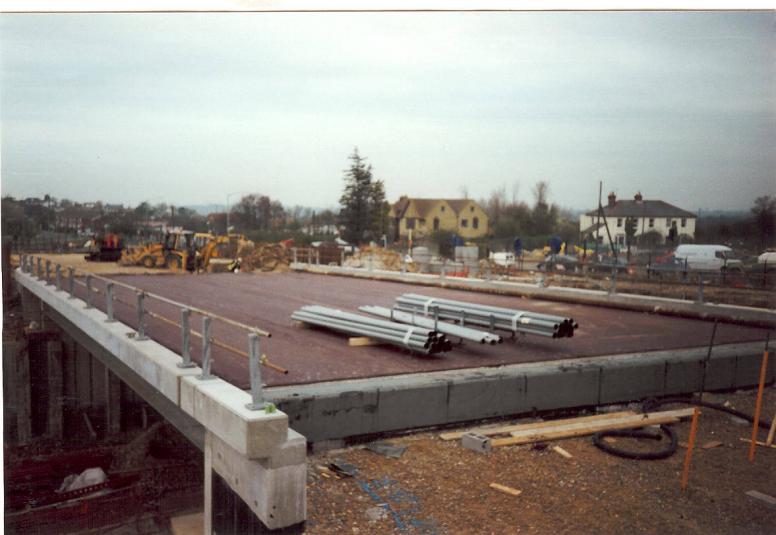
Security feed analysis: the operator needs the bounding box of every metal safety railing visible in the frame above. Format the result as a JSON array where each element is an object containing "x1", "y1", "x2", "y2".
[{"x1": 20, "y1": 254, "x2": 284, "y2": 411}]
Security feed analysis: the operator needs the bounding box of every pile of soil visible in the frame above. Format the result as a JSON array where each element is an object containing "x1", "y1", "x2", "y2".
[{"x1": 235, "y1": 240, "x2": 291, "y2": 273}]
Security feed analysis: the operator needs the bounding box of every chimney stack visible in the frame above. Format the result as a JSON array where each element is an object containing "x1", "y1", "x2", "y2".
[
  {"x1": 607, "y1": 192, "x2": 616, "y2": 208},
  {"x1": 634, "y1": 192, "x2": 643, "y2": 202}
]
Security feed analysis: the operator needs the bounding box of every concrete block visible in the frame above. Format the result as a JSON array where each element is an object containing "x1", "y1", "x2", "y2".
[
  {"x1": 207, "y1": 431, "x2": 306, "y2": 530},
  {"x1": 446, "y1": 374, "x2": 526, "y2": 422},
  {"x1": 703, "y1": 352, "x2": 736, "y2": 391},
  {"x1": 524, "y1": 362, "x2": 600, "y2": 411},
  {"x1": 376, "y1": 379, "x2": 449, "y2": 431},
  {"x1": 735, "y1": 352, "x2": 770, "y2": 387},
  {"x1": 461, "y1": 432, "x2": 492, "y2": 453},
  {"x1": 664, "y1": 357, "x2": 703, "y2": 395},
  {"x1": 277, "y1": 390, "x2": 379, "y2": 441},
  {"x1": 181, "y1": 375, "x2": 288, "y2": 459},
  {"x1": 599, "y1": 355, "x2": 665, "y2": 403},
  {"x1": 258, "y1": 428, "x2": 307, "y2": 469}
]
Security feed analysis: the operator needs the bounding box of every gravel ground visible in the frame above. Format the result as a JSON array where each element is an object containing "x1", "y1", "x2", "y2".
[{"x1": 306, "y1": 389, "x2": 776, "y2": 535}]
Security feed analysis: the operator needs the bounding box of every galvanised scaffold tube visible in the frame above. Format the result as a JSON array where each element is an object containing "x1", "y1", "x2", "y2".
[
  {"x1": 291, "y1": 305, "x2": 452, "y2": 355},
  {"x1": 358, "y1": 305, "x2": 502, "y2": 345},
  {"x1": 395, "y1": 294, "x2": 578, "y2": 339}
]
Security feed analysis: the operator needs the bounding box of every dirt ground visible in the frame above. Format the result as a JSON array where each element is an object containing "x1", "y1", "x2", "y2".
[
  {"x1": 16, "y1": 253, "x2": 178, "y2": 276},
  {"x1": 306, "y1": 389, "x2": 776, "y2": 535}
]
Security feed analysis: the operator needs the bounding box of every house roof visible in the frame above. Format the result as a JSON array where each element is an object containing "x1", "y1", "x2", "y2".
[
  {"x1": 392, "y1": 198, "x2": 481, "y2": 219},
  {"x1": 585, "y1": 200, "x2": 695, "y2": 218}
]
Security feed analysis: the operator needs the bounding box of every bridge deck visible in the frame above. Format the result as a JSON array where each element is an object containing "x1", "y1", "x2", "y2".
[{"x1": 73, "y1": 272, "x2": 771, "y2": 389}]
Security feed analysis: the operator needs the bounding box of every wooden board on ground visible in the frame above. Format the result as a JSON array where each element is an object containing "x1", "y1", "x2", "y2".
[
  {"x1": 348, "y1": 336, "x2": 382, "y2": 347},
  {"x1": 489, "y1": 483, "x2": 522, "y2": 497},
  {"x1": 439, "y1": 411, "x2": 637, "y2": 441},
  {"x1": 492, "y1": 408, "x2": 695, "y2": 448},
  {"x1": 739, "y1": 437, "x2": 776, "y2": 449}
]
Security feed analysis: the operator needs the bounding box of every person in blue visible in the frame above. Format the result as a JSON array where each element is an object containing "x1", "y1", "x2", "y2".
[
  {"x1": 548, "y1": 236, "x2": 562, "y2": 254},
  {"x1": 513, "y1": 237, "x2": 522, "y2": 258}
]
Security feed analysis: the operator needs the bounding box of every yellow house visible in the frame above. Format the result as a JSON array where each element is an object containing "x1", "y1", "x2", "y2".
[{"x1": 391, "y1": 197, "x2": 489, "y2": 239}]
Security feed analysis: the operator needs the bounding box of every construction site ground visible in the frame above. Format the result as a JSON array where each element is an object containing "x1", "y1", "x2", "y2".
[
  {"x1": 306, "y1": 388, "x2": 776, "y2": 535},
  {"x1": 63, "y1": 271, "x2": 772, "y2": 389},
  {"x1": 18, "y1": 253, "x2": 176, "y2": 276}
]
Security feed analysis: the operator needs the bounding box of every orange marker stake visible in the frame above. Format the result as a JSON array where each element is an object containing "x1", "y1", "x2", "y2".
[
  {"x1": 681, "y1": 407, "x2": 700, "y2": 491},
  {"x1": 748, "y1": 346, "x2": 770, "y2": 462}
]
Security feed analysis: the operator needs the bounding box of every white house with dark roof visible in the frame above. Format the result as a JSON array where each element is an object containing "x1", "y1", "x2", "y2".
[{"x1": 579, "y1": 192, "x2": 696, "y2": 247}]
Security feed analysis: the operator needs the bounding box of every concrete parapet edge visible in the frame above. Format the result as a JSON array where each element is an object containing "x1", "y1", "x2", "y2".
[
  {"x1": 267, "y1": 341, "x2": 772, "y2": 443},
  {"x1": 291, "y1": 263, "x2": 776, "y2": 328},
  {"x1": 14, "y1": 269, "x2": 292, "y2": 460}
]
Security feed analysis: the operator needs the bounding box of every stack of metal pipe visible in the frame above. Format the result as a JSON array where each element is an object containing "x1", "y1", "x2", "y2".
[
  {"x1": 359, "y1": 305, "x2": 502, "y2": 345},
  {"x1": 291, "y1": 305, "x2": 452, "y2": 354},
  {"x1": 394, "y1": 294, "x2": 578, "y2": 339}
]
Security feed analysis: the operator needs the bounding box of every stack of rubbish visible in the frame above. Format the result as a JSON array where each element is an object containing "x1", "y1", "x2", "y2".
[
  {"x1": 343, "y1": 246, "x2": 417, "y2": 272},
  {"x1": 291, "y1": 305, "x2": 452, "y2": 354},
  {"x1": 393, "y1": 293, "x2": 578, "y2": 339},
  {"x1": 235, "y1": 241, "x2": 291, "y2": 272}
]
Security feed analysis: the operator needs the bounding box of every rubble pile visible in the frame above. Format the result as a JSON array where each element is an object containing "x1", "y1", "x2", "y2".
[
  {"x1": 343, "y1": 246, "x2": 418, "y2": 272},
  {"x1": 235, "y1": 240, "x2": 291, "y2": 273}
]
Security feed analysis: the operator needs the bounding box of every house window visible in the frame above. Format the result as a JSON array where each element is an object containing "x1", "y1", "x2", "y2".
[
  {"x1": 681, "y1": 218, "x2": 687, "y2": 228},
  {"x1": 666, "y1": 218, "x2": 672, "y2": 227},
  {"x1": 617, "y1": 236, "x2": 625, "y2": 245},
  {"x1": 440, "y1": 206, "x2": 445, "y2": 212},
  {"x1": 473, "y1": 217, "x2": 479, "y2": 229},
  {"x1": 649, "y1": 218, "x2": 654, "y2": 228},
  {"x1": 617, "y1": 218, "x2": 623, "y2": 228},
  {"x1": 433, "y1": 217, "x2": 440, "y2": 231},
  {"x1": 470, "y1": 206, "x2": 474, "y2": 212},
  {"x1": 419, "y1": 218, "x2": 426, "y2": 227},
  {"x1": 461, "y1": 219, "x2": 469, "y2": 228},
  {"x1": 406, "y1": 218, "x2": 415, "y2": 230}
]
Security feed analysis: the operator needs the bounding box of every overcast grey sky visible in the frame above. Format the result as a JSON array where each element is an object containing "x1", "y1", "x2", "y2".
[{"x1": 1, "y1": 11, "x2": 774, "y2": 211}]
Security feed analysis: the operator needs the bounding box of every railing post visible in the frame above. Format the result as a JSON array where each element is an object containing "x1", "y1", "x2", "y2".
[
  {"x1": 316, "y1": 250, "x2": 320, "y2": 265},
  {"x1": 340, "y1": 249, "x2": 345, "y2": 266},
  {"x1": 68, "y1": 268, "x2": 75, "y2": 299},
  {"x1": 20, "y1": 254, "x2": 26, "y2": 272},
  {"x1": 198, "y1": 316, "x2": 215, "y2": 380},
  {"x1": 55, "y1": 264, "x2": 62, "y2": 291},
  {"x1": 105, "y1": 282, "x2": 115, "y2": 322},
  {"x1": 307, "y1": 249, "x2": 312, "y2": 264},
  {"x1": 45, "y1": 259, "x2": 52, "y2": 284},
  {"x1": 136, "y1": 291, "x2": 148, "y2": 340},
  {"x1": 177, "y1": 308, "x2": 195, "y2": 368},
  {"x1": 245, "y1": 333, "x2": 266, "y2": 410},
  {"x1": 85, "y1": 274, "x2": 93, "y2": 309},
  {"x1": 369, "y1": 253, "x2": 374, "y2": 272},
  {"x1": 36, "y1": 257, "x2": 42, "y2": 279},
  {"x1": 697, "y1": 274, "x2": 704, "y2": 303},
  {"x1": 609, "y1": 267, "x2": 617, "y2": 295},
  {"x1": 292, "y1": 247, "x2": 297, "y2": 264}
]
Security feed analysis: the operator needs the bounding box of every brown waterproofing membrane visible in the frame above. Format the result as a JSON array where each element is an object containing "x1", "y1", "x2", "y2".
[{"x1": 62, "y1": 272, "x2": 770, "y2": 389}]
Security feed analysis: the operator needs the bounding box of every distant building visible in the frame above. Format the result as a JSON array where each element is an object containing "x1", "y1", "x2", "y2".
[
  {"x1": 579, "y1": 192, "x2": 696, "y2": 247},
  {"x1": 390, "y1": 197, "x2": 489, "y2": 239}
]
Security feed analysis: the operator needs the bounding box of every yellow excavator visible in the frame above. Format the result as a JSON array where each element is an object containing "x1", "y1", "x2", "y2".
[
  {"x1": 121, "y1": 230, "x2": 199, "y2": 271},
  {"x1": 121, "y1": 231, "x2": 244, "y2": 272}
]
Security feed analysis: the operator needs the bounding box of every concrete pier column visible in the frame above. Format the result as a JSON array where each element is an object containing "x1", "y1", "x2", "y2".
[
  {"x1": 105, "y1": 368, "x2": 122, "y2": 435},
  {"x1": 16, "y1": 342, "x2": 32, "y2": 445},
  {"x1": 46, "y1": 339, "x2": 64, "y2": 439}
]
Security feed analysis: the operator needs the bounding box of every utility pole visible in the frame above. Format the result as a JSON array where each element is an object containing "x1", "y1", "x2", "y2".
[{"x1": 595, "y1": 181, "x2": 602, "y2": 259}]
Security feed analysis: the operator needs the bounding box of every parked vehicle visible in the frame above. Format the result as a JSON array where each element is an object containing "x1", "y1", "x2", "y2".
[
  {"x1": 587, "y1": 256, "x2": 631, "y2": 274},
  {"x1": 758, "y1": 251, "x2": 776, "y2": 269},
  {"x1": 673, "y1": 245, "x2": 742, "y2": 272},
  {"x1": 489, "y1": 252, "x2": 515, "y2": 267},
  {"x1": 538, "y1": 254, "x2": 579, "y2": 272},
  {"x1": 646, "y1": 255, "x2": 687, "y2": 277}
]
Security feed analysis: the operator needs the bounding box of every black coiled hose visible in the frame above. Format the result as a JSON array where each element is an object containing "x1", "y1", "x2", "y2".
[{"x1": 592, "y1": 396, "x2": 772, "y2": 460}]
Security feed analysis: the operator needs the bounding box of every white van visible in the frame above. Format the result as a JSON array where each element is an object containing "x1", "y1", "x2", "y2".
[
  {"x1": 489, "y1": 252, "x2": 515, "y2": 267},
  {"x1": 673, "y1": 245, "x2": 742, "y2": 272}
]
